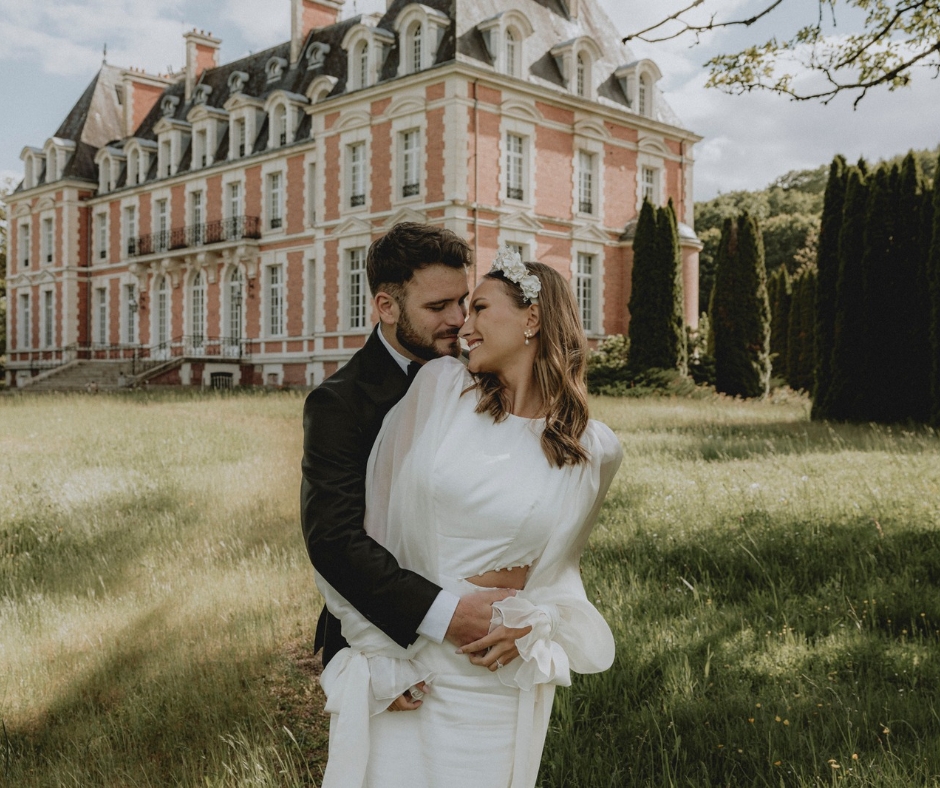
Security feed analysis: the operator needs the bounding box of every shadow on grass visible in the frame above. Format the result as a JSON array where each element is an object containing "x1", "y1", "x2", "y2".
[
  {"x1": 0, "y1": 602, "x2": 328, "y2": 787},
  {"x1": 542, "y1": 516, "x2": 940, "y2": 787}
]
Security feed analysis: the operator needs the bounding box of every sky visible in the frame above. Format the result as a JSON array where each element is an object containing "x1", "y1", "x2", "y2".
[{"x1": 0, "y1": 0, "x2": 937, "y2": 200}]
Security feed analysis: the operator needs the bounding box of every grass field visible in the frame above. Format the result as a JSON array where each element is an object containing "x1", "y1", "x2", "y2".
[{"x1": 1, "y1": 389, "x2": 939, "y2": 787}]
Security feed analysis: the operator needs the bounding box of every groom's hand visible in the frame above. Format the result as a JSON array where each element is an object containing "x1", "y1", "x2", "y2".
[{"x1": 445, "y1": 588, "x2": 516, "y2": 647}]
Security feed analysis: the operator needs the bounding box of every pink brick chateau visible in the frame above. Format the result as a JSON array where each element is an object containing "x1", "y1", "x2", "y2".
[{"x1": 5, "y1": 0, "x2": 701, "y2": 389}]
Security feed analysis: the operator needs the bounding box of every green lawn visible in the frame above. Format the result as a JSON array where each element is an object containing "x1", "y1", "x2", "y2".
[{"x1": 1, "y1": 390, "x2": 939, "y2": 786}]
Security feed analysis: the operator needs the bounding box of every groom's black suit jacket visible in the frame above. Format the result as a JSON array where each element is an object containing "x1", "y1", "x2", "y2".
[{"x1": 301, "y1": 327, "x2": 442, "y2": 666}]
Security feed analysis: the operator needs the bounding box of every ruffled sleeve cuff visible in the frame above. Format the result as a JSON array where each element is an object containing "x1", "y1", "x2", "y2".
[{"x1": 490, "y1": 597, "x2": 571, "y2": 690}]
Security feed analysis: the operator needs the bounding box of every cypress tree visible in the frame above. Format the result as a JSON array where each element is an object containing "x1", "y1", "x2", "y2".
[
  {"x1": 929, "y1": 152, "x2": 940, "y2": 427},
  {"x1": 627, "y1": 199, "x2": 686, "y2": 374},
  {"x1": 786, "y1": 269, "x2": 816, "y2": 392},
  {"x1": 828, "y1": 166, "x2": 871, "y2": 421},
  {"x1": 860, "y1": 165, "x2": 896, "y2": 422},
  {"x1": 895, "y1": 153, "x2": 932, "y2": 422},
  {"x1": 799, "y1": 268, "x2": 818, "y2": 393},
  {"x1": 768, "y1": 266, "x2": 792, "y2": 382},
  {"x1": 661, "y1": 199, "x2": 689, "y2": 376},
  {"x1": 712, "y1": 212, "x2": 771, "y2": 398},
  {"x1": 812, "y1": 155, "x2": 847, "y2": 418},
  {"x1": 627, "y1": 199, "x2": 661, "y2": 373}
]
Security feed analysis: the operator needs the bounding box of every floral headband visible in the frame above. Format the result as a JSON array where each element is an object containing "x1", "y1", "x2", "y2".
[{"x1": 491, "y1": 247, "x2": 541, "y2": 304}]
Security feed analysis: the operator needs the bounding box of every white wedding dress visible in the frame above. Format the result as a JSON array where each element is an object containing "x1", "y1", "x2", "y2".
[{"x1": 315, "y1": 356, "x2": 622, "y2": 788}]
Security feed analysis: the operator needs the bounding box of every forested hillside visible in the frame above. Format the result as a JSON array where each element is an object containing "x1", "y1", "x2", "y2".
[{"x1": 694, "y1": 148, "x2": 938, "y2": 314}]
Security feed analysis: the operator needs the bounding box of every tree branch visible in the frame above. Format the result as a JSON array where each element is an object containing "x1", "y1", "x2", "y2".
[{"x1": 624, "y1": 0, "x2": 788, "y2": 44}]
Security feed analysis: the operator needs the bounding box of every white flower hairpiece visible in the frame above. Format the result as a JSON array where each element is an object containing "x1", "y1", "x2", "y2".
[{"x1": 491, "y1": 247, "x2": 541, "y2": 304}]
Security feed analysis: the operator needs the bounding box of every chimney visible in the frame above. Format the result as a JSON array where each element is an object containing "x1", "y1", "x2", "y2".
[
  {"x1": 291, "y1": 0, "x2": 345, "y2": 64},
  {"x1": 184, "y1": 29, "x2": 221, "y2": 101},
  {"x1": 122, "y1": 69, "x2": 173, "y2": 136}
]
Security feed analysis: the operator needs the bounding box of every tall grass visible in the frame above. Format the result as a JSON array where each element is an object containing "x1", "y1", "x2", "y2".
[
  {"x1": 2, "y1": 391, "x2": 939, "y2": 786},
  {"x1": 1, "y1": 391, "x2": 326, "y2": 787},
  {"x1": 543, "y1": 397, "x2": 940, "y2": 787}
]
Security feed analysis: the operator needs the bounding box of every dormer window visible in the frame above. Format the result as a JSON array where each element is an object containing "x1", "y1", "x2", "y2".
[
  {"x1": 478, "y1": 11, "x2": 533, "y2": 79},
  {"x1": 306, "y1": 42, "x2": 331, "y2": 71},
  {"x1": 343, "y1": 19, "x2": 394, "y2": 90},
  {"x1": 394, "y1": 4, "x2": 448, "y2": 77},
  {"x1": 95, "y1": 146, "x2": 125, "y2": 193},
  {"x1": 193, "y1": 84, "x2": 212, "y2": 105},
  {"x1": 161, "y1": 95, "x2": 180, "y2": 117},
  {"x1": 266, "y1": 56, "x2": 287, "y2": 83},
  {"x1": 551, "y1": 38, "x2": 599, "y2": 99},
  {"x1": 263, "y1": 92, "x2": 307, "y2": 150},
  {"x1": 225, "y1": 93, "x2": 265, "y2": 161},
  {"x1": 615, "y1": 59, "x2": 663, "y2": 118},
  {"x1": 228, "y1": 71, "x2": 249, "y2": 94}
]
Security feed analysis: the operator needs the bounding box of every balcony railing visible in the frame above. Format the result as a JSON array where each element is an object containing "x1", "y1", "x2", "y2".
[
  {"x1": 507, "y1": 186, "x2": 524, "y2": 201},
  {"x1": 402, "y1": 183, "x2": 420, "y2": 197},
  {"x1": 131, "y1": 216, "x2": 261, "y2": 257},
  {"x1": 579, "y1": 200, "x2": 594, "y2": 214}
]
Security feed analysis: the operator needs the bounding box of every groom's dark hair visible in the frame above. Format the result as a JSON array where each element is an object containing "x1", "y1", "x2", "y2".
[{"x1": 367, "y1": 223, "x2": 471, "y2": 298}]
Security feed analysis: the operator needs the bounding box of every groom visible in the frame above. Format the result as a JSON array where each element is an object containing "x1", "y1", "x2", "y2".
[{"x1": 301, "y1": 223, "x2": 513, "y2": 678}]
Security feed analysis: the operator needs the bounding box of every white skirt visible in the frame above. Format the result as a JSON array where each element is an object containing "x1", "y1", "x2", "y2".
[{"x1": 332, "y1": 642, "x2": 522, "y2": 788}]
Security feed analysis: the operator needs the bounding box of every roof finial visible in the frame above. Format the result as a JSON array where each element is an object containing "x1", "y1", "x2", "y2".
[{"x1": 102, "y1": 43, "x2": 108, "y2": 64}]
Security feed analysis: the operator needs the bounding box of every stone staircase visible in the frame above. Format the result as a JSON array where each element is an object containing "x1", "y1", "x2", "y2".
[{"x1": 21, "y1": 360, "x2": 137, "y2": 392}]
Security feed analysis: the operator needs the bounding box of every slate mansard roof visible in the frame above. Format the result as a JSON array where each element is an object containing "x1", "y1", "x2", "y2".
[{"x1": 22, "y1": 0, "x2": 689, "y2": 192}]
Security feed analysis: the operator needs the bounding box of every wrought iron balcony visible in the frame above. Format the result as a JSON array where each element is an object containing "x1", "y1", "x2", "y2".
[
  {"x1": 131, "y1": 215, "x2": 261, "y2": 257},
  {"x1": 402, "y1": 183, "x2": 420, "y2": 197}
]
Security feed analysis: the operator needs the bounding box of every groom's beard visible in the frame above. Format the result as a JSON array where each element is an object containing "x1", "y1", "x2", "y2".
[{"x1": 396, "y1": 309, "x2": 460, "y2": 361}]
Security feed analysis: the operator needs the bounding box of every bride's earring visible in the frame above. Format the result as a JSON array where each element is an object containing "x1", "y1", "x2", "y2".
[{"x1": 524, "y1": 330, "x2": 533, "y2": 346}]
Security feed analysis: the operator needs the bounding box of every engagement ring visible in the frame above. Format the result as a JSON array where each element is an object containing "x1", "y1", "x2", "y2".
[{"x1": 409, "y1": 686, "x2": 425, "y2": 701}]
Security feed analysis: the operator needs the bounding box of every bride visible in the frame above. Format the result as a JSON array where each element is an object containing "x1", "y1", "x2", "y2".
[{"x1": 314, "y1": 250, "x2": 622, "y2": 788}]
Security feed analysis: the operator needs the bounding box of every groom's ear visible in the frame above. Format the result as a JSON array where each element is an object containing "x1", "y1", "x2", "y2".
[{"x1": 374, "y1": 291, "x2": 400, "y2": 325}]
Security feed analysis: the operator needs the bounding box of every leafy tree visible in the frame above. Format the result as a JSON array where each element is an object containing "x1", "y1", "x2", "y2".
[
  {"x1": 762, "y1": 212, "x2": 820, "y2": 273},
  {"x1": 710, "y1": 212, "x2": 771, "y2": 398},
  {"x1": 812, "y1": 156, "x2": 847, "y2": 419},
  {"x1": 627, "y1": 199, "x2": 687, "y2": 375},
  {"x1": 625, "y1": 1, "x2": 940, "y2": 105},
  {"x1": 827, "y1": 165, "x2": 871, "y2": 421},
  {"x1": 768, "y1": 266, "x2": 791, "y2": 382}
]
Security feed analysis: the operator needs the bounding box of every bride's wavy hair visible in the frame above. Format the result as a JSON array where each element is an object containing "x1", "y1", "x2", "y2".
[{"x1": 471, "y1": 261, "x2": 590, "y2": 468}]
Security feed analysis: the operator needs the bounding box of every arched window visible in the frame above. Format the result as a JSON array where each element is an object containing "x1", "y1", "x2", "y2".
[
  {"x1": 411, "y1": 23, "x2": 423, "y2": 73},
  {"x1": 505, "y1": 29, "x2": 518, "y2": 77},
  {"x1": 191, "y1": 271, "x2": 205, "y2": 350},
  {"x1": 576, "y1": 54, "x2": 586, "y2": 97},
  {"x1": 638, "y1": 75, "x2": 649, "y2": 116},
  {"x1": 357, "y1": 41, "x2": 370, "y2": 89}
]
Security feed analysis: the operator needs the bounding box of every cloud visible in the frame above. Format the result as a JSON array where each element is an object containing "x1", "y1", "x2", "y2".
[{"x1": 0, "y1": 0, "x2": 194, "y2": 76}]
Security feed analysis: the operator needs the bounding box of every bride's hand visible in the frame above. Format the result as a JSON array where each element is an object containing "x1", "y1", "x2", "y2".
[
  {"x1": 458, "y1": 624, "x2": 532, "y2": 671},
  {"x1": 387, "y1": 682, "x2": 428, "y2": 712}
]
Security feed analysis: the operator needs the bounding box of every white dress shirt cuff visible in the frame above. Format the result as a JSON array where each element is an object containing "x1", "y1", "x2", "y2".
[{"x1": 416, "y1": 590, "x2": 460, "y2": 643}]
